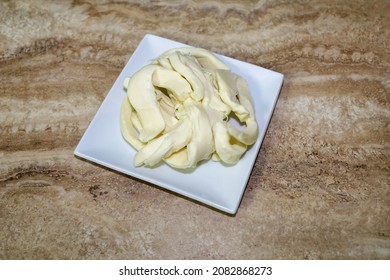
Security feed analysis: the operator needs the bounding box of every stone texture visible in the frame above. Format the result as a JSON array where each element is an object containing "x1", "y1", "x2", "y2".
[{"x1": 0, "y1": 0, "x2": 389, "y2": 259}]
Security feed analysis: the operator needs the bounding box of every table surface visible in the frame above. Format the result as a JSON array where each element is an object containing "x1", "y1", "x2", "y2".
[{"x1": 0, "y1": 0, "x2": 389, "y2": 259}]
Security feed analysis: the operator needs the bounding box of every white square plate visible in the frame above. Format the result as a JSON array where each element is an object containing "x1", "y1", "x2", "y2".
[{"x1": 74, "y1": 34, "x2": 283, "y2": 214}]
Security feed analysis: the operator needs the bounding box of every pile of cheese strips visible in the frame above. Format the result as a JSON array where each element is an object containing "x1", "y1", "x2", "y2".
[{"x1": 120, "y1": 47, "x2": 258, "y2": 169}]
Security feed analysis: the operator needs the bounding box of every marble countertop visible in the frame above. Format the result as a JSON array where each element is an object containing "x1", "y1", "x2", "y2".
[{"x1": 0, "y1": 0, "x2": 389, "y2": 259}]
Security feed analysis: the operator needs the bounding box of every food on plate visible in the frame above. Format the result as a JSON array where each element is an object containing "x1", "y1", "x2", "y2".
[{"x1": 120, "y1": 47, "x2": 258, "y2": 169}]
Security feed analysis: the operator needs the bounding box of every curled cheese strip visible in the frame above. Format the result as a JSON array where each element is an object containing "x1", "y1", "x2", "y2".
[
  {"x1": 126, "y1": 65, "x2": 166, "y2": 143},
  {"x1": 121, "y1": 47, "x2": 259, "y2": 169}
]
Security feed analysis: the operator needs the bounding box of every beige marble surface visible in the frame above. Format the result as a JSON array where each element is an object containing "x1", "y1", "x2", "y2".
[{"x1": 0, "y1": 0, "x2": 389, "y2": 259}]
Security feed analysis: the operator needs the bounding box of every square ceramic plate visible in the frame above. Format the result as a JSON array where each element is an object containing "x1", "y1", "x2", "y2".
[{"x1": 74, "y1": 34, "x2": 283, "y2": 214}]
